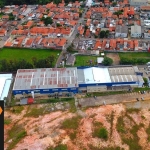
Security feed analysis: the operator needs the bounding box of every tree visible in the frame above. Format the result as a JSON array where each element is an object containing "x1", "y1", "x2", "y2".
[
  {"x1": 102, "y1": 57, "x2": 113, "y2": 66},
  {"x1": 100, "y1": 30, "x2": 106, "y2": 38},
  {"x1": 67, "y1": 44, "x2": 74, "y2": 53},
  {"x1": 143, "y1": 77, "x2": 148, "y2": 86},
  {"x1": 9, "y1": 13, "x2": 15, "y2": 20},
  {"x1": 112, "y1": 2, "x2": 117, "y2": 7},
  {"x1": 105, "y1": 30, "x2": 109, "y2": 38},
  {"x1": 41, "y1": 17, "x2": 53, "y2": 26}
]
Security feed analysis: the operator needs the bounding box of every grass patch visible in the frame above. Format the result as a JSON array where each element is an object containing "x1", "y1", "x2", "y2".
[
  {"x1": 24, "y1": 107, "x2": 45, "y2": 118},
  {"x1": 4, "y1": 118, "x2": 11, "y2": 125},
  {"x1": 47, "y1": 144, "x2": 67, "y2": 150},
  {"x1": 116, "y1": 117, "x2": 126, "y2": 133},
  {"x1": 146, "y1": 125, "x2": 150, "y2": 142},
  {"x1": 110, "y1": 111, "x2": 114, "y2": 137},
  {"x1": 69, "y1": 131, "x2": 77, "y2": 140},
  {"x1": 39, "y1": 98, "x2": 74, "y2": 104},
  {"x1": 126, "y1": 108, "x2": 140, "y2": 113},
  {"x1": 93, "y1": 127, "x2": 108, "y2": 140},
  {"x1": 74, "y1": 55, "x2": 98, "y2": 66},
  {"x1": 86, "y1": 91, "x2": 128, "y2": 97},
  {"x1": 0, "y1": 48, "x2": 60, "y2": 64},
  {"x1": 133, "y1": 87, "x2": 150, "y2": 92},
  {"x1": 61, "y1": 116, "x2": 81, "y2": 130},
  {"x1": 89, "y1": 145, "x2": 124, "y2": 150},
  {"x1": 119, "y1": 52, "x2": 150, "y2": 58},
  {"x1": 11, "y1": 106, "x2": 24, "y2": 114},
  {"x1": 117, "y1": 114, "x2": 142, "y2": 150},
  {"x1": 119, "y1": 52, "x2": 150, "y2": 65},
  {"x1": 6, "y1": 125, "x2": 26, "y2": 150}
]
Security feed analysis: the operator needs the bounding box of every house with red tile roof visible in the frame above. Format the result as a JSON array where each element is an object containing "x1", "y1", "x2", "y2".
[
  {"x1": 13, "y1": 36, "x2": 25, "y2": 47},
  {"x1": 77, "y1": 25, "x2": 84, "y2": 36},
  {"x1": 23, "y1": 21, "x2": 33, "y2": 29},
  {"x1": 24, "y1": 38, "x2": 34, "y2": 48},
  {"x1": 0, "y1": 29, "x2": 7, "y2": 36},
  {"x1": 11, "y1": 30, "x2": 28, "y2": 36},
  {"x1": 2, "y1": 15, "x2": 9, "y2": 20}
]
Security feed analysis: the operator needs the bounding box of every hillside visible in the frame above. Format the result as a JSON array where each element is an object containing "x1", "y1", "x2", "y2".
[{"x1": 4, "y1": 102, "x2": 150, "y2": 150}]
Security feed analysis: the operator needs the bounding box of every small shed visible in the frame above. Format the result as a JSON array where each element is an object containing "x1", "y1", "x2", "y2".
[
  {"x1": 97, "y1": 57, "x2": 104, "y2": 64},
  {"x1": 20, "y1": 97, "x2": 34, "y2": 105}
]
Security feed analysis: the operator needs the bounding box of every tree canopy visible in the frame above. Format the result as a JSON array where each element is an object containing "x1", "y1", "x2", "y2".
[
  {"x1": 41, "y1": 16, "x2": 53, "y2": 26},
  {"x1": 102, "y1": 57, "x2": 113, "y2": 66}
]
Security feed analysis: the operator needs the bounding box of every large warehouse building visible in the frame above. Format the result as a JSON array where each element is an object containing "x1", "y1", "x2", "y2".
[
  {"x1": 0, "y1": 74, "x2": 13, "y2": 106},
  {"x1": 13, "y1": 66, "x2": 144, "y2": 98}
]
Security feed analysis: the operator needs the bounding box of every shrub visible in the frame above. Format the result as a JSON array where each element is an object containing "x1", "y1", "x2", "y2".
[{"x1": 93, "y1": 127, "x2": 108, "y2": 140}]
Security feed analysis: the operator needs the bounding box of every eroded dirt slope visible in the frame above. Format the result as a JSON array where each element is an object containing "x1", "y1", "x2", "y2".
[{"x1": 4, "y1": 103, "x2": 150, "y2": 150}]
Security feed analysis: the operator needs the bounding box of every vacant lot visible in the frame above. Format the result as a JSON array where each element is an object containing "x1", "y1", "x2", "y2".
[
  {"x1": 106, "y1": 53, "x2": 120, "y2": 65},
  {"x1": 119, "y1": 52, "x2": 150, "y2": 65},
  {"x1": 119, "y1": 52, "x2": 150, "y2": 58},
  {"x1": 0, "y1": 48, "x2": 60, "y2": 63},
  {"x1": 74, "y1": 55, "x2": 98, "y2": 66}
]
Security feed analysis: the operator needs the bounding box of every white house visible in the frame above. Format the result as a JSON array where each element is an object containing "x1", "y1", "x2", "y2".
[
  {"x1": 129, "y1": 0, "x2": 147, "y2": 6},
  {"x1": 115, "y1": 25, "x2": 128, "y2": 38},
  {"x1": 131, "y1": 25, "x2": 141, "y2": 38}
]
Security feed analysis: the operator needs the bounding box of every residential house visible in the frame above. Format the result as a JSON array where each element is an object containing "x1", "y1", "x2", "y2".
[
  {"x1": 0, "y1": 29, "x2": 7, "y2": 36},
  {"x1": 131, "y1": 24, "x2": 141, "y2": 38},
  {"x1": 115, "y1": 25, "x2": 128, "y2": 38},
  {"x1": 129, "y1": 0, "x2": 147, "y2": 6},
  {"x1": 2, "y1": 15, "x2": 9, "y2": 20},
  {"x1": 144, "y1": 31, "x2": 150, "y2": 39}
]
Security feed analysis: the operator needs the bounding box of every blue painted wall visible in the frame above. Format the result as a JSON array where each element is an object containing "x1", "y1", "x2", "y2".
[{"x1": 13, "y1": 87, "x2": 78, "y2": 95}]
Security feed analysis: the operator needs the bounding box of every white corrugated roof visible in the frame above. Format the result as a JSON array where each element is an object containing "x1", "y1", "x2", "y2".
[
  {"x1": 83, "y1": 67, "x2": 111, "y2": 84},
  {"x1": 0, "y1": 74, "x2": 12, "y2": 100}
]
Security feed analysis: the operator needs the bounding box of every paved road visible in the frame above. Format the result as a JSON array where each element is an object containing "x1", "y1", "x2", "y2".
[
  {"x1": 78, "y1": 92, "x2": 150, "y2": 107},
  {"x1": 55, "y1": 8, "x2": 88, "y2": 68}
]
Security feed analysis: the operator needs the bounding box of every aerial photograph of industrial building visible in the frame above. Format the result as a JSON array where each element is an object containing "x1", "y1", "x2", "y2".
[{"x1": 1, "y1": 0, "x2": 150, "y2": 149}]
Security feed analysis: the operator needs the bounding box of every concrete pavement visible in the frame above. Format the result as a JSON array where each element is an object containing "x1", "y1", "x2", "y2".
[{"x1": 78, "y1": 92, "x2": 150, "y2": 107}]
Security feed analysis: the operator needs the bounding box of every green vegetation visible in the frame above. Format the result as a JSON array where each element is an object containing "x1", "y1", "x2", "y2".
[
  {"x1": 93, "y1": 127, "x2": 108, "y2": 140},
  {"x1": 89, "y1": 145, "x2": 124, "y2": 150},
  {"x1": 0, "y1": 48, "x2": 60, "y2": 72},
  {"x1": 86, "y1": 91, "x2": 128, "y2": 97},
  {"x1": 6, "y1": 125, "x2": 27, "y2": 150},
  {"x1": 8, "y1": 13, "x2": 15, "y2": 20},
  {"x1": 41, "y1": 16, "x2": 53, "y2": 26},
  {"x1": 0, "y1": 48, "x2": 59, "y2": 63},
  {"x1": 24, "y1": 107, "x2": 45, "y2": 118},
  {"x1": 133, "y1": 87, "x2": 150, "y2": 92},
  {"x1": 74, "y1": 55, "x2": 98, "y2": 66},
  {"x1": 113, "y1": 10, "x2": 123, "y2": 17},
  {"x1": 39, "y1": 98, "x2": 74, "y2": 104},
  {"x1": 11, "y1": 106, "x2": 24, "y2": 114},
  {"x1": 102, "y1": 57, "x2": 113, "y2": 66},
  {"x1": 4, "y1": 118, "x2": 11, "y2": 125},
  {"x1": 61, "y1": 116, "x2": 81, "y2": 130},
  {"x1": 66, "y1": 44, "x2": 74, "y2": 53},
  {"x1": 146, "y1": 125, "x2": 150, "y2": 142},
  {"x1": 117, "y1": 112, "x2": 142, "y2": 150},
  {"x1": 116, "y1": 117, "x2": 126, "y2": 133},
  {"x1": 119, "y1": 52, "x2": 150, "y2": 65},
  {"x1": 47, "y1": 144, "x2": 67, "y2": 150},
  {"x1": 126, "y1": 108, "x2": 140, "y2": 113},
  {"x1": 143, "y1": 77, "x2": 148, "y2": 86},
  {"x1": 99, "y1": 30, "x2": 109, "y2": 38},
  {"x1": 112, "y1": 2, "x2": 117, "y2": 7},
  {"x1": 69, "y1": 131, "x2": 77, "y2": 140}
]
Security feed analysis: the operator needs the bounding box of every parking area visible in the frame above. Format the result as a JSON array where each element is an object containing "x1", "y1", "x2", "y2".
[{"x1": 78, "y1": 92, "x2": 150, "y2": 107}]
